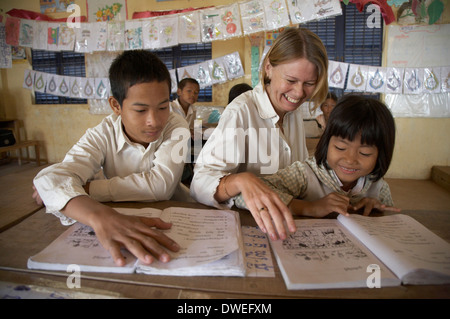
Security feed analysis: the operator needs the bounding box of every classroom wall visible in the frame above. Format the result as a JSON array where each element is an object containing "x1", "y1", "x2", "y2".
[{"x1": 0, "y1": 0, "x2": 449, "y2": 179}]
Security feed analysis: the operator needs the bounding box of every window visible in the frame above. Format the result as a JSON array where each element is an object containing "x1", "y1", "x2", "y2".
[
  {"x1": 32, "y1": 50, "x2": 87, "y2": 104},
  {"x1": 32, "y1": 42, "x2": 212, "y2": 104},
  {"x1": 151, "y1": 42, "x2": 212, "y2": 102},
  {"x1": 302, "y1": 2, "x2": 384, "y2": 97}
]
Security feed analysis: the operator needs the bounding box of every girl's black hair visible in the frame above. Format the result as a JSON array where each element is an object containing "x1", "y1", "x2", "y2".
[
  {"x1": 109, "y1": 50, "x2": 171, "y2": 106},
  {"x1": 314, "y1": 94, "x2": 396, "y2": 181}
]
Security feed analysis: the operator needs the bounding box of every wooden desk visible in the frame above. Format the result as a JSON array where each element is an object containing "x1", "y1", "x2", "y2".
[{"x1": 0, "y1": 202, "x2": 449, "y2": 299}]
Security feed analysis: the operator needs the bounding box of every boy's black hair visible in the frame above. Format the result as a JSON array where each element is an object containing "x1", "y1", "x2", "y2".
[
  {"x1": 314, "y1": 94, "x2": 396, "y2": 181},
  {"x1": 177, "y1": 78, "x2": 199, "y2": 90},
  {"x1": 325, "y1": 91, "x2": 338, "y2": 102},
  {"x1": 109, "y1": 50, "x2": 171, "y2": 106},
  {"x1": 228, "y1": 83, "x2": 253, "y2": 104}
]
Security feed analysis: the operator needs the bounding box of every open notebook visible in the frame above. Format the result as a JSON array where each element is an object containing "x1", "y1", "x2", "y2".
[{"x1": 28, "y1": 207, "x2": 245, "y2": 277}]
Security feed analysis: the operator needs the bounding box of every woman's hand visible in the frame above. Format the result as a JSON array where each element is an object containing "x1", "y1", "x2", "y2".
[{"x1": 224, "y1": 172, "x2": 296, "y2": 240}]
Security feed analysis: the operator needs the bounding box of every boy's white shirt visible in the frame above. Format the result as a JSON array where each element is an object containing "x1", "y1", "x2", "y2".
[
  {"x1": 33, "y1": 112, "x2": 191, "y2": 225},
  {"x1": 190, "y1": 82, "x2": 309, "y2": 209},
  {"x1": 170, "y1": 98, "x2": 195, "y2": 128}
]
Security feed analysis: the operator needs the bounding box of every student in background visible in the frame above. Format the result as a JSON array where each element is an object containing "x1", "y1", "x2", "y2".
[
  {"x1": 234, "y1": 94, "x2": 401, "y2": 218},
  {"x1": 316, "y1": 91, "x2": 337, "y2": 131},
  {"x1": 33, "y1": 50, "x2": 191, "y2": 267},
  {"x1": 228, "y1": 83, "x2": 253, "y2": 104},
  {"x1": 170, "y1": 78, "x2": 200, "y2": 128},
  {"x1": 191, "y1": 28, "x2": 329, "y2": 241}
]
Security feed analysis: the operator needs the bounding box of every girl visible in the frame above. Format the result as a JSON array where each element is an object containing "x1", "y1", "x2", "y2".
[{"x1": 234, "y1": 94, "x2": 400, "y2": 221}]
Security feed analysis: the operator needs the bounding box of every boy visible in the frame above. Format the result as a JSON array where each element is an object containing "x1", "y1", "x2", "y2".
[
  {"x1": 170, "y1": 78, "x2": 200, "y2": 128},
  {"x1": 33, "y1": 50, "x2": 190, "y2": 267}
]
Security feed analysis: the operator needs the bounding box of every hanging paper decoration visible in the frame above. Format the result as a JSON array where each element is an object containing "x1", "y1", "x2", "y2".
[
  {"x1": 58, "y1": 23, "x2": 76, "y2": 51},
  {"x1": 288, "y1": 0, "x2": 342, "y2": 25},
  {"x1": 385, "y1": 67, "x2": 404, "y2": 94},
  {"x1": 441, "y1": 66, "x2": 450, "y2": 93},
  {"x1": 74, "y1": 23, "x2": 93, "y2": 53},
  {"x1": 46, "y1": 74, "x2": 58, "y2": 95},
  {"x1": 208, "y1": 58, "x2": 227, "y2": 85},
  {"x1": 200, "y1": 7, "x2": 224, "y2": 42},
  {"x1": 262, "y1": 0, "x2": 290, "y2": 31},
  {"x1": 142, "y1": 18, "x2": 160, "y2": 50},
  {"x1": 328, "y1": 60, "x2": 349, "y2": 89},
  {"x1": 33, "y1": 21, "x2": 47, "y2": 50},
  {"x1": 223, "y1": 51, "x2": 245, "y2": 79},
  {"x1": 220, "y1": 3, "x2": 242, "y2": 39},
  {"x1": 423, "y1": 67, "x2": 440, "y2": 93},
  {"x1": 92, "y1": 22, "x2": 108, "y2": 51},
  {"x1": 56, "y1": 75, "x2": 70, "y2": 96},
  {"x1": 69, "y1": 77, "x2": 81, "y2": 98},
  {"x1": 80, "y1": 77, "x2": 96, "y2": 100},
  {"x1": 95, "y1": 78, "x2": 110, "y2": 99},
  {"x1": 178, "y1": 11, "x2": 201, "y2": 44},
  {"x1": 0, "y1": 23, "x2": 12, "y2": 69},
  {"x1": 107, "y1": 21, "x2": 125, "y2": 52},
  {"x1": 46, "y1": 22, "x2": 60, "y2": 51},
  {"x1": 240, "y1": 0, "x2": 267, "y2": 35},
  {"x1": 19, "y1": 19, "x2": 34, "y2": 47},
  {"x1": 367, "y1": 66, "x2": 386, "y2": 93},
  {"x1": 159, "y1": 15, "x2": 178, "y2": 48},
  {"x1": 34, "y1": 71, "x2": 47, "y2": 93},
  {"x1": 196, "y1": 61, "x2": 213, "y2": 88},
  {"x1": 124, "y1": 20, "x2": 143, "y2": 50},
  {"x1": 23, "y1": 69, "x2": 34, "y2": 89},
  {"x1": 404, "y1": 68, "x2": 423, "y2": 94},
  {"x1": 5, "y1": 17, "x2": 20, "y2": 46},
  {"x1": 347, "y1": 64, "x2": 368, "y2": 91}
]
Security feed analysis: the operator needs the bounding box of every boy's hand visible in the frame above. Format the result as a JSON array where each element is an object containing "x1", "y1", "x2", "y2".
[
  {"x1": 32, "y1": 186, "x2": 44, "y2": 206},
  {"x1": 62, "y1": 196, "x2": 180, "y2": 266}
]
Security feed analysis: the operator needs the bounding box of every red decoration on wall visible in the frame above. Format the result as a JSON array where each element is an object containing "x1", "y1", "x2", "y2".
[
  {"x1": 6, "y1": 9, "x2": 87, "y2": 22},
  {"x1": 342, "y1": 0, "x2": 396, "y2": 24}
]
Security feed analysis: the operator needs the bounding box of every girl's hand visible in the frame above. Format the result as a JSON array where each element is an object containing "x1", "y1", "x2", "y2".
[
  {"x1": 352, "y1": 197, "x2": 401, "y2": 216},
  {"x1": 290, "y1": 192, "x2": 350, "y2": 218}
]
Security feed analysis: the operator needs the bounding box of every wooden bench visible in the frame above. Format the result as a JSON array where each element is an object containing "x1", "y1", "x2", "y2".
[{"x1": 0, "y1": 140, "x2": 41, "y2": 166}]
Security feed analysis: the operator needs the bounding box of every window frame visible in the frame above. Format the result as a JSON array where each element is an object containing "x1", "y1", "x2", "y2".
[{"x1": 302, "y1": 2, "x2": 384, "y2": 97}]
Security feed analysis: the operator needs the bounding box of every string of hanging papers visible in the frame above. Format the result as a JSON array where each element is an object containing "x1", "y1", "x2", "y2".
[{"x1": 1, "y1": 0, "x2": 449, "y2": 97}]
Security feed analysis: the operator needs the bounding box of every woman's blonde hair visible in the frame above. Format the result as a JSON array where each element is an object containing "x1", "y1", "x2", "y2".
[{"x1": 261, "y1": 28, "x2": 329, "y2": 112}]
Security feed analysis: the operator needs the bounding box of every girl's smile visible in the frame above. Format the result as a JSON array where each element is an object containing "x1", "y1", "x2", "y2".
[{"x1": 327, "y1": 134, "x2": 378, "y2": 191}]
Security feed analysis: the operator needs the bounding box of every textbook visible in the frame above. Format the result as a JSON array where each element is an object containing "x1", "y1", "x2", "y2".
[
  {"x1": 27, "y1": 207, "x2": 246, "y2": 277},
  {"x1": 270, "y1": 214, "x2": 450, "y2": 290}
]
